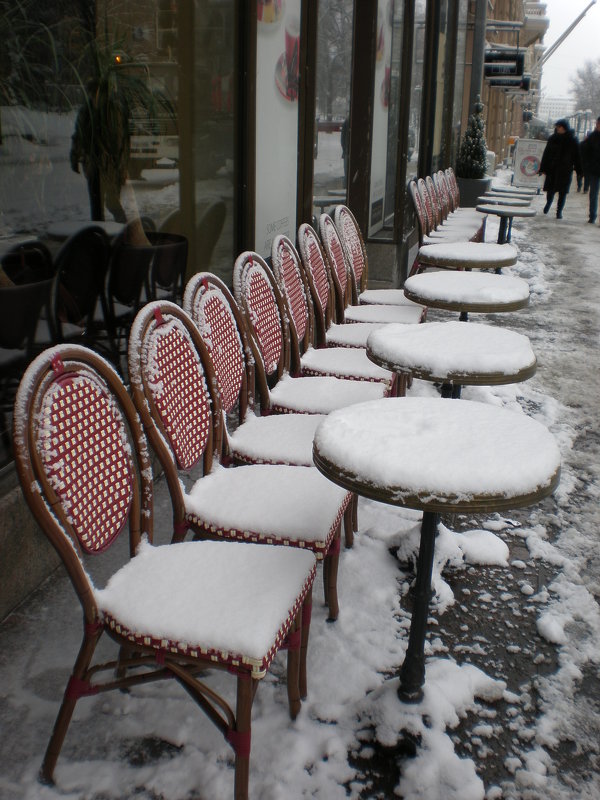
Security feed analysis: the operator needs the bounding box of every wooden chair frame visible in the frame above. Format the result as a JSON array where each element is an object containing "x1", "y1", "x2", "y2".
[{"x1": 13, "y1": 343, "x2": 313, "y2": 800}]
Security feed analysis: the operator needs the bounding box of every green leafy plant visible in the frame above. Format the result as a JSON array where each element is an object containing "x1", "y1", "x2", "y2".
[{"x1": 456, "y1": 96, "x2": 488, "y2": 179}]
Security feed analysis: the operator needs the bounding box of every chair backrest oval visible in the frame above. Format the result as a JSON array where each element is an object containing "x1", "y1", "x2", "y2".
[
  {"x1": 408, "y1": 179, "x2": 428, "y2": 239},
  {"x1": 132, "y1": 304, "x2": 213, "y2": 471},
  {"x1": 425, "y1": 175, "x2": 441, "y2": 228},
  {"x1": 445, "y1": 167, "x2": 460, "y2": 209},
  {"x1": 271, "y1": 235, "x2": 310, "y2": 343},
  {"x1": 319, "y1": 213, "x2": 349, "y2": 318},
  {"x1": 298, "y1": 223, "x2": 332, "y2": 321},
  {"x1": 433, "y1": 171, "x2": 451, "y2": 218},
  {"x1": 184, "y1": 273, "x2": 246, "y2": 416},
  {"x1": 417, "y1": 178, "x2": 435, "y2": 231},
  {"x1": 333, "y1": 205, "x2": 366, "y2": 296},
  {"x1": 233, "y1": 252, "x2": 285, "y2": 378}
]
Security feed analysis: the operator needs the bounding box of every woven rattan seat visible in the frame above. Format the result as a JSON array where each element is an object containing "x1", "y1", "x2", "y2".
[
  {"x1": 13, "y1": 343, "x2": 316, "y2": 800},
  {"x1": 128, "y1": 301, "x2": 353, "y2": 621}
]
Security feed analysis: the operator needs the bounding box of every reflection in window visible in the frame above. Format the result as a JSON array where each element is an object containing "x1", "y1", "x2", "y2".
[
  {"x1": 0, "y1": 1, "x2": 235, "y2": 467},
  {"x1": 313, "y1": 0, "x2": 354, "y2": 214},
  {"x1": 369, "y1": 0, "x2": 403, "y2": 239}
]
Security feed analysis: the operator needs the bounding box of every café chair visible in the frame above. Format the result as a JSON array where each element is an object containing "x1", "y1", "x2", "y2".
[
  {"x1": 271, "y1": 234, "x2": 394, "y2": 388},
  {"x1": 184, "y1": 272, "x2": 357, "y2": 547},
  {"x1": 332, "y1": 204, "x2": 426, "y2": 314},
  {"x1": 319, "y1": 213, "x2": 424, "y2": 326},
  {"x1": 128, "y1": 301, "x2": 352, "y2": 621},
  {"x1": 0, "y1": 239, "x2": 54, "y2": 284},
  {"x1": 13, "y1": 343, "x2": 316, "y2": 800},
  {"x1": 232, "y1": 251, "x2": 387, "y2": 415},
  {"x1": 44, "y1": 225, "x2": 111, "y2": 352},
  {"x1": 297, "y1": 222, "x2": 387, "y2": 350}
]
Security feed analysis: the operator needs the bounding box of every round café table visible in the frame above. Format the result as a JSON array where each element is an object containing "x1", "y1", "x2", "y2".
[
  {"x1": 478, "y1": 195, "x2": 531, "y2": 207},
  {"x1": 404, "y1": 270, "x2": 530, "y2": 319},
  {"x1": 490, "y1": 185, "x2": 537, "y2": 196},
  {"x1": 475, "y1": 203, "x2": 537, "y2": 244},
  {"x1": 367, "y1": 320, "x2": 536, "y2": 398},
  {"x1": 417, "y1": 241, "x2": 518, "y2": 273},
  {"x1": 313, "y1": 397, "x2": 561, "y2": 702}
]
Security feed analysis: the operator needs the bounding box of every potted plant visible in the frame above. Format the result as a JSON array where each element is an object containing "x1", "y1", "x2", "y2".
[{"x1": 455, "y1": 96, "x2": 492, "y2": 206}]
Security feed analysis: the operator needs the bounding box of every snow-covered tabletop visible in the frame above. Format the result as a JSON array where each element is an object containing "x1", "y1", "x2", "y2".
[
  {"x1": 367, "y1": 321, "x2": 536, "y2": 386},
  {"x1": 489, "y1": 184, "x2": 537, "y2": 195},
  {"x1": 477, "y1": 195, "x2": 531, "y2": 207},
  {"x1": 404, "y1": 270, "x2": 530, "y2": 312},
  {"x1": 475, "y1": 204, "x2": 537, "y2": 218},
  {"x1": 313, "y1": 397, "x2": 560, "y2": 514},
  {"x1": 417, "y1": 241, "x2": 518, "y2": 269}
]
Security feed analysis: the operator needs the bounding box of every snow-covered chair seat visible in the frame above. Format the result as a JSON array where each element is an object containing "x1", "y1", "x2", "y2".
[
  {"x1": 232, "y1": 251, "x2": 387, "y2": 415},
  {"x1": 128, "y1": 301, "x2": 352, "y2": 622},
  {"x1": 13, "y1": 343, "x2": 316, "y2": 800},
  {"x1": 270, "y1": 234, "x2": 394, "y2": 387}
]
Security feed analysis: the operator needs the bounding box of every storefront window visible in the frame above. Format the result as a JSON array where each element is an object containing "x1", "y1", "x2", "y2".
[
  {"x1": 368, "y1": 0, "x2": 404, "y2": 238},
  {"x1": 255, "y1": 0, "x2": 302, "y2": 256},
  {"x1": 0, "y1": 0, "x2": 236, "y2": 468},
  {"x1": 313, "y1": 0, "x2": 354, "y2": 211},
  {"x1": 406, "y1": 0, "x2": 426, "y2": 184}
]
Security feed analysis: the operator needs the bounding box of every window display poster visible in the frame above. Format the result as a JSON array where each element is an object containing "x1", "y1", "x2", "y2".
[
  {"x1": 512, "y1": 138, "x2": 545, "y2": 188},
  {"x1": 255, "y1": 0, "x2": 301, "y2": 256},
  {"x1": 368, "y1": 0, "x2": 393, "y2": 236}
]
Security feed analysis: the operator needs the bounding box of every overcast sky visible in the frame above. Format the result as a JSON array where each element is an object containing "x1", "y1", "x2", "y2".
[{"x1": 539, "y1": 0, "x2": 600, "y2": 99}]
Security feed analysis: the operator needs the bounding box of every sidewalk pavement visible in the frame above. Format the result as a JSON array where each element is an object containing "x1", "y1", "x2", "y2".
[{"x1": 1, "y1": 178, "x2": 599, "y2": 800}]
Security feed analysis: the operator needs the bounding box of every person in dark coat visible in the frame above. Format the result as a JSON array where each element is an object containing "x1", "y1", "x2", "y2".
[
  {"x1": 70, "y1": 78, "x2": 130, "y2": 223},
  {"x1": 580, "y1": 116, "x2": 600, "y2": 223},
  {"x1": 539, "y1": 119, "x2": 583, "y2": 219}
]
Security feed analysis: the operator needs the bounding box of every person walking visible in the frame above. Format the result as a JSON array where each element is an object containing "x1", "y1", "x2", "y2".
[
  {"x1": 539, "y1": 119, "x2": 583, "y2": 219},
  {"x1": 580, "y1": 116, "x2": 600, "y2": 223},
  {"x1": 70, "y1": 77, "x2": 130, "y2": 223}
]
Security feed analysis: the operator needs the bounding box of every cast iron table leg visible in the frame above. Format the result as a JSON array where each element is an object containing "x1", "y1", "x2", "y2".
[
  {"x1": 497, "y1": 215, "x2": 509, "y2": 244},
  {"x1": 398, "y1": 510, "x2": 439, "y2": 702}
]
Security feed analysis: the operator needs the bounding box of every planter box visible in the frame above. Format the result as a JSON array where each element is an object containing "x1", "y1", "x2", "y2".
[{"x1": 456, "y1": 176, "x2": 492, "y2": 207}]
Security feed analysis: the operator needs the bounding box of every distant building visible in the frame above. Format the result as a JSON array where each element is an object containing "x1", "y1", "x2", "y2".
[{"x1": 538, "y1": 97, "x2": 576, "y2": 124}]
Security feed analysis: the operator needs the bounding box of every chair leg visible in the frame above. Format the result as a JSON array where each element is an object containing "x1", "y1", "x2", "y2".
[
  {"x1": 233, "y1": 674, "x2": 254, "y2": 800},
  {"x1": 343, "y1": 502, "x2": 354, "y2": 548},
  {"x1": 325, "y1": 527, "x2": 341, "y2": 622},
  {"x1": 352, "y1": 493, "x2": 358, "y2": 532},
  {"x1": 286, "y1": 610, "x2": 302, "y2": 720},
  {"x1": 40, "y1": 628, "x2": 101, "y2": 783},
  {"x1": 299, "y1": 587, "x2": 312, "y2": 699}
]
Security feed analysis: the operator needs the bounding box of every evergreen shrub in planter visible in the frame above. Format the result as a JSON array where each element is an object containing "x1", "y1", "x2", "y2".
[{"x1": 456, "y1": 96, "x2": 491, "y2": 206}]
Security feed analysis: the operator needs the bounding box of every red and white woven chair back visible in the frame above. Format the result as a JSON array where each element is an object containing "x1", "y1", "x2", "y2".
[
  {"x1": 185, "y1": 275, "x2": 245, "y2": 416},
  {"x1": 425, "y1": 175, "x2": 441, "y2": 227},
  {"x1": 234, "y1": 252, "x2": 285, "y2": 377},
  {"x1": 319, "y1": 213, "x2": 349, "y2": 298},
  {"x1": 298, "y1": 223, "x2": 331, "y2": 318},
  {"x1": 417, "y1": 178, "x2": 435, "y2": 231},
  {"x1": 434, "y1": 171, "x2": 451, "y2": 218},
  {"x1": 409, "y1": 180, "x2": 429, "y2": 237},
  {"x1": 137, "y1": 307, "x2": 212, "y2": 471},
  {"x1": 38, "y1": 362, "x2": 133, "y2": 553},
  {"x1": 272, "y1": 236, "x2": 309, "y2": 342},
  {"x1": 334, "y1": 205, "x2": 365, "y2": 291},
  {"x1": 445, "y1": 167, "x2": 460, "y2": 208}
]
